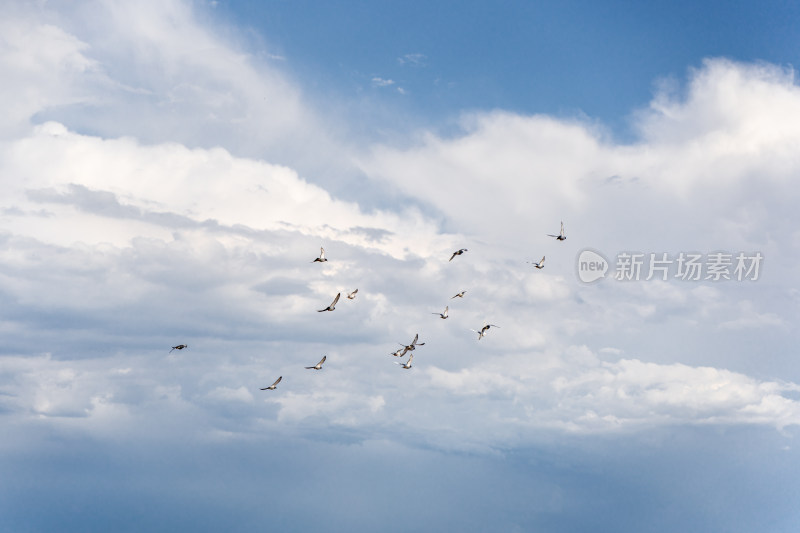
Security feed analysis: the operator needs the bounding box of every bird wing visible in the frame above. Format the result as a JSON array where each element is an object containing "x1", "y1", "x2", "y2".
[
  {"x1": 262, "y1": 376, "x2": 282, "y2": 389},
  {"x1": 411, "y1": 333, "x2": 419, "y2": 346},
  {"x1": 318, "y1": 355, "x2": 327, "y2": 367},
  {"x1": 449, "y1": 252, "x2": 456, "y2": 261},
  {"x1": 331, "y1": 293, "x2": 340, "y2": 307},
  {"x1": 320, "y1": 247, "x2": 325, "y2": 259}
]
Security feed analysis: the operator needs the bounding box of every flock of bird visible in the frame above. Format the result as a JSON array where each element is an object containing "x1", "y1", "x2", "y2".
[{"x1": 170, "y1": 222, "x2": 567, "y2": 391}]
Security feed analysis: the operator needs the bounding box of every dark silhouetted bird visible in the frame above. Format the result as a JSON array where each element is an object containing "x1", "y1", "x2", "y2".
[{"x1": 449, "y1": 248, "x2": 468, "y2": 261}]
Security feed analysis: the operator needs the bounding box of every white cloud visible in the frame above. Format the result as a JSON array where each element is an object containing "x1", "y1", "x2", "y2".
[
  {"x1": 718, "y1": 300, "x2": 785, "y2": 329},
  {"x1": 413, "y1": 346, "x2": 800, "y2": 440},
  {"x1": 397, "y1": 53, "x2": 427, "y2": 66},
  {"x1": 360, "y1": 60, "x2": 800, "y2": 257},
  {"x1": 0, "y1": 0, "x2": 351, "y2": 183},
  {"x1": 2, "y1": 121, "x2": 443, "y2": 258},
  {"x1": 0, "y1": 0, "x2": 798, "y2": 456},
  {"x1": 270, "y1": 390, "x2": 386, "y2": 425},
  {"x1": 0, "y1": 14, "x2": 97, "y2": 139},
  {"x1": 205, "y1": 386, "x2": 254, "y2": 403},
  {"x1": 371, "y1": 77, "x2": 395, "y2": 87}
]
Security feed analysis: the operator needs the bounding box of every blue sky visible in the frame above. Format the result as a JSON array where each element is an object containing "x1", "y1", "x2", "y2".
[
  {"x1": 1, "y1": 1, "x2": 800, "y2": 531},
  {"x1": 219, "y1": 0, "x2": 800, "y2": 136}
]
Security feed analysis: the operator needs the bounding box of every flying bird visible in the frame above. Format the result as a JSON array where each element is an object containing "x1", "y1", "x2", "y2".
[
  {"x1": 260, "y1": 376, "x2": 282, "y2": 390},
  {"x1": 527, "y1": 256, "x2": 545, "y2": 269},
  {"x1": 432, "y1": 305, "x2": 449, "y2": 319},
  {"x1": 395, "y1": 353, "x2": 414, "y2": 369},
  {"x1": 451, "y1": 291, "x2": 467, "y2": 299},
  {"x1": 402, "y1": 333, "x2": 425, "y2": 351},
  {"x1": 305, "y1": 355, "x2": 327, "y2": 370},
  {"x1": 312, "y1": 247, "x2": 327, "y2": 262},
  {"x1": 471, "y1": 323, "x2": 500, "y2": 340},
  {"x1": 317, "y1": 292, "x2": 341, "y2": 312},
  {"x1": 396, "y1": 333, "x2": 425, "y2": 357},
  {"x1": 347, "y1": 289, "x2": 359, "y2": 300},
  {"x1": 169, "y1": 344, "x2": 188, "y2": 353},
  {"x1": 548, "y1": 222, "x2": 566, "y2": 241},
  {"x1": 449, "y1": 248, "x2": 468, "y2": 261}
]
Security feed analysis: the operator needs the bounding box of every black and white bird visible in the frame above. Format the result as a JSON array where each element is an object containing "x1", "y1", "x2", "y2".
[
  {"x1": 312, "y1": 247, "x2": 327, "y2": 262},
  {"x1": 347, "y1": 289, "x2": 358, "y2": 300},
  {"x1": 471, "y1": 323, "x2": 500, "y2": 340},
  {"x1": 451, "y1": 291, "x2": 467, "y2": 299},
  {"x1": 548, "y1": 222, "x2": 566, "y2": 241},
  {"x1": 395, "y1": 353, "x2": 414, "y2": 369},
  {"x1": 432, "y1": 305, "x2": 449, "y2": 319},
  {"x1": 390, "y1": 348, "x2": 406, "y2": 357},
  {"x1": 527, "y1": 256, "x2": 545, "y2": 269},
  {"x1": 260, "y1": 376, "x2": 282, "y2": 390},
  {"x1": 170, "y1": 344, "x2": 188, "y2": 353},
  {"x1": 305, "y1": 355, "x2": 326, "y2": 370},
  {"x1": 449, "y1": 248, "x2": 468, "y2": 261},
  {"x1": 317, "y1": 293, "x2": 341, "y2": 312}
]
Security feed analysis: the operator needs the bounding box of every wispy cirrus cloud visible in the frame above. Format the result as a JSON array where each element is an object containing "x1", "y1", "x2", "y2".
[
  {"x1": 397, "y1": 53, "x2": 427, "y2": 67},
  {"x1": 371, "y1": 76, "x2": 395, "y2": 87}
]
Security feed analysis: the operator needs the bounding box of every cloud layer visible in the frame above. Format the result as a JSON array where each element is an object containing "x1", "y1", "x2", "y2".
[{"x1": 1, "y1": 1, "x2": 799, "y2": 465}]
